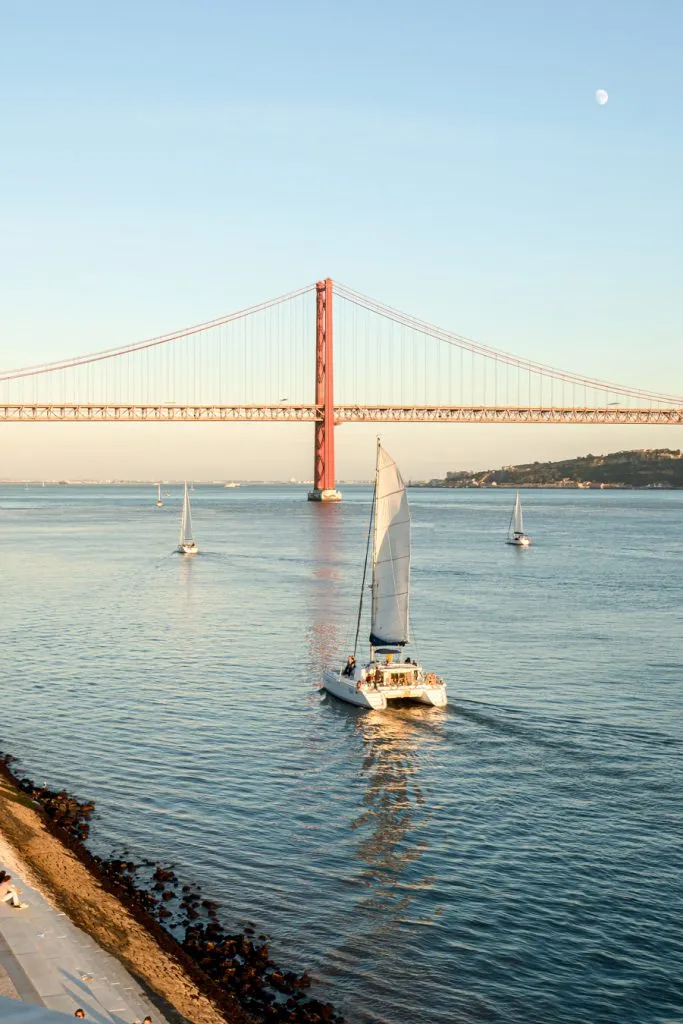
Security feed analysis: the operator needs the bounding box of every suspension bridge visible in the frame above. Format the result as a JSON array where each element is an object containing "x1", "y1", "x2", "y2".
[{"x1": 2, "y1": 279, "x2": 681, "y2": 500}]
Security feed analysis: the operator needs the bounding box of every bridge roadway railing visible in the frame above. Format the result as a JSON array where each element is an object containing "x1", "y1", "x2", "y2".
[
  {"x1": 336, "y1": 406, "x2": 683, "y2": 425},
  {"x1": 1, "y1": 404, "x2": 682, "y2": 424}
]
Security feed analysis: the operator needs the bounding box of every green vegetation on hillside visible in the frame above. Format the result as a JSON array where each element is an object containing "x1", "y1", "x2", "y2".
[{"x1": 425, "y1": 449, "x2": 683, "y2": 488}]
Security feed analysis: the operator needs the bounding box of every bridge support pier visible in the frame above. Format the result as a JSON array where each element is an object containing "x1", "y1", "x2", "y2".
[{"x1": 308, "y1": 278, "x2": 342, "y2": 503}]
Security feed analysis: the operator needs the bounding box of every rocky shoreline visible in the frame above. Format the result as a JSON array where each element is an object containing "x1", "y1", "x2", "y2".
[{"x1": 0, "y1": 752, "x2": 343, "y2": 1024}]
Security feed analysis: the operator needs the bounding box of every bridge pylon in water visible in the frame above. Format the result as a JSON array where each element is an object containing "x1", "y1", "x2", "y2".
[{"x1": 308, "y1": 278, "x2": 342, "y2": 502}]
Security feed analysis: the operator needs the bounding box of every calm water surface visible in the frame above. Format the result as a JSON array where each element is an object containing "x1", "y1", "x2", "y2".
[{"x1": 1, "y1": 484, "x2": 681, "y2": 1024}]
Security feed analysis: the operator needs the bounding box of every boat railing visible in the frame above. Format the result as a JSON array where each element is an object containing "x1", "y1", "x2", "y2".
[
  {"x1": 361, "y1": 668, "x2": 423, "y2": 689},
  {"x1": 336, "y1": 663, "x2": 445, "y2": 691}
]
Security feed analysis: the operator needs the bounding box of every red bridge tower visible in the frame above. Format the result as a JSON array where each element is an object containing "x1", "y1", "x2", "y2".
[{"x1": 308, "y1": 278, "x2": 342, "y2": 502}]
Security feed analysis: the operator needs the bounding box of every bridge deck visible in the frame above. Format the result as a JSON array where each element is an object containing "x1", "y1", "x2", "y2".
[{"x1": 0, "y1": 404, "x2": 681, "y2": 424}]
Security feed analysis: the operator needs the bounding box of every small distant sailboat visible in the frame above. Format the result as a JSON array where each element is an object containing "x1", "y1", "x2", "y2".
[
  {"x1": 506, "y1": 490, "x2": 531, "y2": 547},
  {"x1": 322, "y1": 440, "x2": 447, "y2": 710},
  {"x1": 177, "y1": 482, "x2": 198, "y2": 554},
  {"x1": 155, "y1": 483, "x2": 164, "y2": 508}
]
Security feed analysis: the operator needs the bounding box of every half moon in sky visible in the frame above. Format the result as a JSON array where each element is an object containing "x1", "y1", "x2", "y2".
[{"x1": 596, "y1": 89, "x2": 609, "y2": 105}]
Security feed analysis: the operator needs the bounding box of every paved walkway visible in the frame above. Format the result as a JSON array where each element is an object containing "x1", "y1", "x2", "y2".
[{"x1": 0, "y1": 841, "x2": 171, "y2": 1024}]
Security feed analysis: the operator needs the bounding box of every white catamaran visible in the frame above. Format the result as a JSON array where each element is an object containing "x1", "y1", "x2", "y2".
[
  {"x1": 155, "y1": 483, "x2": 164, "y2": 508},
  {"x1": 323, "y1": 441, "x2": 447, "y2": 710},
  {"x1": 177, "y1": 482, "x2": 198, "y2": 554},
  {"x1": 506, "y1": 490, "x2": 531, "y2": 546}
]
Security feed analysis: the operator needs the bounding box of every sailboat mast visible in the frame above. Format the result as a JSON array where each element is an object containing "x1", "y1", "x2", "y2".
[
  {"x1": 371, "y1": 439, "x2": 380, "y2": 582},
  {"x1": 353, "y1": 475, "x2": 377, "y2": 658},
  {"x1": 369, "y1": 438, "x2": 382, "y2": 659}
]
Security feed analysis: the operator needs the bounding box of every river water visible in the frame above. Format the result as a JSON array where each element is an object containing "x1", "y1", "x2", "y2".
[{"x1": 1, "y1": 484, "x2": 681, "y2": 1024}]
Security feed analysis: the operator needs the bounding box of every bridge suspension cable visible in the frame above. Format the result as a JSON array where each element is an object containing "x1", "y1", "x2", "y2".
[
  {"x1": 334, "y1": 282, "x2": 683, "y2": 407},
  {"x1": 0, "y1": 284, "x2": 315, "y2": 382},
  {"x1": 0, "y1": 286, "x2": 317, "y2": 410}
]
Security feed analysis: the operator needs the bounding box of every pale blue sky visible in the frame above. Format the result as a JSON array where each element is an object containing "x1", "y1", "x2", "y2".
[{"x1": 1, "y1": 0, "x2": 682, "y2": 479}]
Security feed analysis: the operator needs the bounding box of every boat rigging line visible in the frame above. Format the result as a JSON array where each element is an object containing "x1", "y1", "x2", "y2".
[{"x1": 353, "y1": 483, "x2": 376, "y2": 659}]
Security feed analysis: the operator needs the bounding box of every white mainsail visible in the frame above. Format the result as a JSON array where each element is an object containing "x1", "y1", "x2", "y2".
[
  {"x1": 370, "y1": 444, "x2": 411, "y2": 646},
  {"x1": 512, "y1": 491, "x2": 524, "y2": 535},
  {"x1": 179, "y1": 482, "x2": 194, "y2": 546}
]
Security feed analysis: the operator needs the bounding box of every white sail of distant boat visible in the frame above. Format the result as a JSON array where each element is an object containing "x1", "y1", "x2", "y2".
[
  {"x1": 155, "y1": 483, "x2": 164, "y2": 508},
  {"x1": 177, "y1": 482, "x2": 198, "y2": 554},
  {"x1": 506, "y1": 490, "x2": 531, "y2": 546},
  {"x1": 322, "y1": 439, "x2": 447, "y2": 710},
  {"x1": 513, "y1": 490, "x2": 524, "y2": 534}
]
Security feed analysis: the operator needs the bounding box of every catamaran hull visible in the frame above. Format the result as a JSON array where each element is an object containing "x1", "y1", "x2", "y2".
[
  {"x1": 322, "y1": 671, "x2": 448, "y2": 710},
  {"x1": 506, "y1": 537, "x2": 531, "y2": 547},
  {"x1": 177, "y1": 544, "x2": 198, "y2": 554},
  {"x1": 323, "y1": 672, "x2": 384, "y2": 708}
]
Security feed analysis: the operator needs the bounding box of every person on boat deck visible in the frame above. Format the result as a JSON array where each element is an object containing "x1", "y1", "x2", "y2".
[
  {"x1": 0, "y1": 873, "x2": 28, "y2": 909},
  {"x1": 342, "y1": 655, "x2": 356, "y2": 677}
]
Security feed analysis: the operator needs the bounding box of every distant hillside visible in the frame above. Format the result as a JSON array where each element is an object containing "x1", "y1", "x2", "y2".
[{"x1": 423, "y1": 449, "x2": 683, "y2": 489}]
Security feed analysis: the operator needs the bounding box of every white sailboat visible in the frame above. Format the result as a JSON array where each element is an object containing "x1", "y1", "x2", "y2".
[
  {"x1": 177, "y1": 482, "x2": 198, "y2": 554},
  {"x1": 506, "y1": 490, "x2": 531, "y2": 546},
  {"x1": 322, "y1": 440, "x2": 447, "y2": 710},
  {"x1": 155, "y1": 483, "x2": 164, "y2": 508}
]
